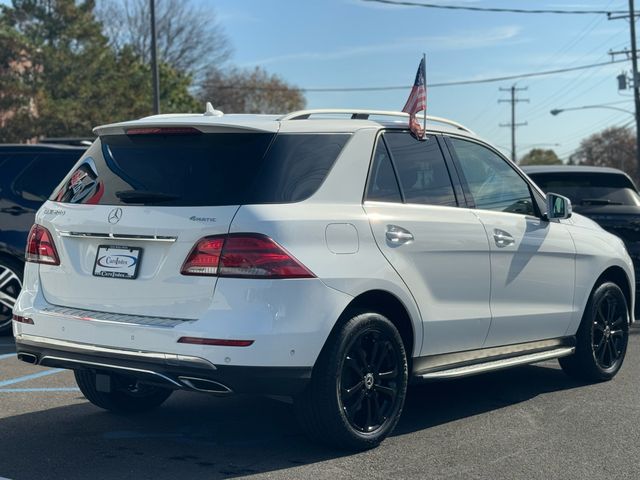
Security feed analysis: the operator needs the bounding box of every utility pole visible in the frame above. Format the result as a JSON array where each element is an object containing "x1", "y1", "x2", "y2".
[
  {"x1": 499, "y1": 85, "x2": 529, "y2": 163},
  {"x1": 609, "y1": 0, "x2": 640, "y2": 179},
  {"x1": 150, "y1": 0, "x2": 160, "y2": 115}
]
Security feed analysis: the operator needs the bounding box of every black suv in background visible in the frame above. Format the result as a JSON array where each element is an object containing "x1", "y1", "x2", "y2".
[
  {"x1": 523, "y1": 165, "x2": 640, "y2": 309},
  {"x1": 0, "y1": 144, "x2": 86, "y2": 334}
]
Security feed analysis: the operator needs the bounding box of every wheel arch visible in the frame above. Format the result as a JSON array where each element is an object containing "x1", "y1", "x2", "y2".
[
  {"x1": 317, "y1": 289, "x2": 417, "y2": 370},
  {"x1": 595, "y1": 266, "x2": 634, "y2": 322}
]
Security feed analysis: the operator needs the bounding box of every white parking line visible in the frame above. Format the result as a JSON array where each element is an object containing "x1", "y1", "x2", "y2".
[
  {"x1": 0, "y1": 387, "x2": 79, "y2": 393},
  {"x1": 0, "y1": 369, "x2": 63, "y2": 388}
]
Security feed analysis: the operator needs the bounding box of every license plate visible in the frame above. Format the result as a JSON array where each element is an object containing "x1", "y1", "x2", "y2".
[{"x1": 93, "y1": 245, "x2": 142, "y2": 279}]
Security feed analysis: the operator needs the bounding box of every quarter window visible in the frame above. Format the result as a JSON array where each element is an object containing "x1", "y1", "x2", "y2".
[
  {"x1": 366, "y1": 139, "x2": 402, "y2": 203},
  {"x1": 384, "y1": 132, "x2": 457, "y2": 207},
  {"x1": 450, "y1": 138, "x2": 535, "y2": 216}
]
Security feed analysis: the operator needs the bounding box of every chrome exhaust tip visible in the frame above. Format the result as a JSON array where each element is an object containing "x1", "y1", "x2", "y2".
[
  {"x1": 17, "y1": 352, "x2": 38, "y2": 364},
  {"x1": 179, "y1": 376, "x2": 233, "y2": 394}
]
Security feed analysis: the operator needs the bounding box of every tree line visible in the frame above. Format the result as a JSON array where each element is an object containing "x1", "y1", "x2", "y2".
[
  {"x1": 0, "y1": 0, "x2": 305, "y2": 142},
  {"x1": 518, "y1": 126, "x2": 637, "y2": 182}
]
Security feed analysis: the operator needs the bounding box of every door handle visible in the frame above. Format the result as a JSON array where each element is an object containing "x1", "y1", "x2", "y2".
[
  {"x1": 493, "y1": 229, "x2": 515, "y2": 248},
  {"x1": 386, "y1": 225, "x2": 414, "y2": 244}
]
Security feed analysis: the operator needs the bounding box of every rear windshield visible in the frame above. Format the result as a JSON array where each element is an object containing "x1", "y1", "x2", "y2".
[
  {"x1": 527, "y1": 172, "x2": 640, "y2": 206},
  {"x1": 51, "y1": 132, "x2": 350, "y2": 206}
]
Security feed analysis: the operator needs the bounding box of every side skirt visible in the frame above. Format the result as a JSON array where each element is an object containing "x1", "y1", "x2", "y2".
[{"x1": 412, "y1": 337, "x2": 576, "y2": 381}]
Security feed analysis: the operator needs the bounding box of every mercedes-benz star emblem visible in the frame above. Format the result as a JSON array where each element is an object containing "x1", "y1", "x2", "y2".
[{"x1": 108, "y1": 208, "x2": 123, "y2": 224}]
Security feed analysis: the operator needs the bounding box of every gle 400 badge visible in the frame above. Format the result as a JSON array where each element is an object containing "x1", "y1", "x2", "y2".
[{"x1": 93, "y1": 245, "x2": 142, "y2": 279}]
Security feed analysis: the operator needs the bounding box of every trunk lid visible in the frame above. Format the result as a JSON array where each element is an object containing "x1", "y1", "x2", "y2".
[
  {"x1": 38, "y1": 127, "x2": 277, "y2": 319},
  {"x1": 38, "y1": 203, "x2": 237, "y2": 319}
]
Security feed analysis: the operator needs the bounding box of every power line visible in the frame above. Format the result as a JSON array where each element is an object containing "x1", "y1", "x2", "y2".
[
  {"x1": 216, "y1": 59, "x2": 628, "y2": 93},
  {"x1": 361, "y1": 0, "x2": 629, "y2": 15}
]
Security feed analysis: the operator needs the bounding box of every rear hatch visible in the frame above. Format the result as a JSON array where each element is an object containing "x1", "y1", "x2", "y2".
[{"x1": 37, "y1": 124, "x2": 350, "y2": 319}]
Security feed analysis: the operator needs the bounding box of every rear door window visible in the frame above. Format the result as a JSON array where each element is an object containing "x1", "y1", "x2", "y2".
[
  {"x1": 52, "y1": 132, "x2": 350, "y2": 206},
  {"x1": 383, "y1": 132, "x2": 457, "y2": 207}
]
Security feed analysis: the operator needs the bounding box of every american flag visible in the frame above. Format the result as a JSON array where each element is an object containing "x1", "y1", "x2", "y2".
[{"x1": 402, "y1": 57, "x2": 426, "y2": 137}]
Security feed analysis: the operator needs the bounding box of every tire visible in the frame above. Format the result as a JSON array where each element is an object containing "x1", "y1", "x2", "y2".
[
  {"x1": 295, "y1": 312, "x2": 408, "y2": 451},
  {"x1": 559, "y1": 281, "x2": 629, "y2": 382},
  {"x1": 74, "y1": 369, "x2": 173, "y2": 413},
  {"x1": 0, "y1": 256, "x2": 23, "y2": 336}
]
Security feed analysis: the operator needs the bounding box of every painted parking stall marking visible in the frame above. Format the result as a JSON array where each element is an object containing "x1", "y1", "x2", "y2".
[
  {"x1": 0, "y1": 369, "x2": 64, "y2": 388},
  {"x1": 0, "y1": 387, "x2": 79, "y2": 393}
]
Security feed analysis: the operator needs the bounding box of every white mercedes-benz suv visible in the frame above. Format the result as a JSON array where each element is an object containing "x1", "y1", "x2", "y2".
[{"x1": 12, "y1": 108, "x2": 634, "y2": 450}]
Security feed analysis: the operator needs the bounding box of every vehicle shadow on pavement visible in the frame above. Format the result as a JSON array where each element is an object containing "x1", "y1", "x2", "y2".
[
  {"x1": 0, "y1": 362, "x2": 589, "y2": 480},
  {"x1": 397, "y1": 362, "x2": 586, "y2": 436}
]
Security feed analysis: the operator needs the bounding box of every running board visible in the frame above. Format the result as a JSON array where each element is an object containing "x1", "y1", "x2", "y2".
[{"x1": 419, "y1": 347, "x2": 575, "y2": 380}]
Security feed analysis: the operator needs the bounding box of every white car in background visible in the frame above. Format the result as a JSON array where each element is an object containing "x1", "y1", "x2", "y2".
[{"x1": 13, "y1": 108, "x2": 634, "y2": 450}]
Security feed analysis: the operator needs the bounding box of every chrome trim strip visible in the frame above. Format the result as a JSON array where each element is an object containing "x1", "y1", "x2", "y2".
[
  {"x1": 40, "y1": 355, "x2": 182, "y2": 387},
  {"x1": 413, "y1": 337, "x2": 573, "y2": 374},
  {"x1": 420, "y1": 347, "x2": 575, "y2": 380},
  {"x1": 15, "y1": 334, "x2": 216, "y2": 370},
  {"x1": 40, "y1": 305, "x2": 194, "y2": 328},
  {"x1": 59, "y1": 231, "x2": 177, "y2": 243}
]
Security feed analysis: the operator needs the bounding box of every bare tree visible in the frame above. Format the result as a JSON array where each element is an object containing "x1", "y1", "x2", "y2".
[
  {"x1": 96, "y1": 0, "x2": 232, "y2": 76},
  {"x1": 199, "y1": 66, "x2": 306, "y2": 114},
  {"x1": 573, "y1": 126, "x2": 636, "y2": 180}
]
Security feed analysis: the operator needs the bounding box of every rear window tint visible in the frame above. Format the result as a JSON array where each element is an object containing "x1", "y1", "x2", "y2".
[
  {"x1": 527, "y1": 172, "x2": 640, "y2": 207},
  {"x1": 51, "y1": 133, "x2": 350, "y2": 206},
  {"x1": 12, "y1": 153, "x2": 82, "y2": 201}
]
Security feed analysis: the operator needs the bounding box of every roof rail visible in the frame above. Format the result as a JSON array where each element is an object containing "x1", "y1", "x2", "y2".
[{"x1": 279, "y1": 109, "x2": 474, "y2": 134}]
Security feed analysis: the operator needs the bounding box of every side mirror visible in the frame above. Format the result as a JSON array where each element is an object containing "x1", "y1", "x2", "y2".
[{"x1": 546, "y1": 193, "x2": 572, "y2": 220}]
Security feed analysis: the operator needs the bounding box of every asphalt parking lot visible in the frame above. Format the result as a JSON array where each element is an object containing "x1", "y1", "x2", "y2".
[{"x1": 1, "y1": 330, "x2": 640, "y2": 480}]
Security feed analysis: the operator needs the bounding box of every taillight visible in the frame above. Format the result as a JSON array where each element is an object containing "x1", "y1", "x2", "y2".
[
  {"x1": 181, "y1": 237, "x2": 225, "y2": 275},
  {"x1": 25, "y1": 224, "x2": 60, "y2": 265},
  {"x1": 12, "y1": 314, "x2": 34, "y2": 325},
  {"x1": 181, "y1": 233, "x2": 314, "y2": 279}
]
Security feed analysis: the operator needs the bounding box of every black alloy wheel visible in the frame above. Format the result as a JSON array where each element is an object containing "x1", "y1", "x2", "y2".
[
  {"x1": 591, "y1": 288, "x2": 628, "y2": 371},
  {"x1": 75, "y1": 369, "x2": 173, "y2": 413},
  {"x1": 0, "y1": 260, "x2": 23, "y2": 335},
  {"x1": 339, "y1": 328, "x2": 402, "y2": 433},
  {"x1": 295, "y1": 312, "x2": 408, "y2": 450},
  {"x1": 559, "y1": 281, "x2": 629, "y2": 381}
]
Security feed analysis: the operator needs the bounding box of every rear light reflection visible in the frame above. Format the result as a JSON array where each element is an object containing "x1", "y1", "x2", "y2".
[
  {"x1": 25, "y1": 224, "x2": 60, "y2": 265},
  {"x1": 181, "y1": 233, "x2": 315, "y2": 279},
  {"x1": 178, "y1": 337, "x2": 254, "y2": 347},
  {"x1": 126, "y1": 127, "x2": 201, "y2": 135},
  {"x1": 12, "y1": 314, "x2": 34, "y2": 325}
]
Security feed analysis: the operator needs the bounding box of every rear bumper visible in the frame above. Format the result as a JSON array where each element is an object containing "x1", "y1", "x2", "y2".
[{"x1": 15, "y1": 334, "x2": 311, "y2": 396}]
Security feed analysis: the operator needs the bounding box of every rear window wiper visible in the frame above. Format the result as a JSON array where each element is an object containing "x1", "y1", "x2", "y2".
[
  {"x1": 115, "y1": 190, "x2": 181, "y2": 204},
  {"x1": 580, "y1": 198, "x2": 623, "y2": 206}
]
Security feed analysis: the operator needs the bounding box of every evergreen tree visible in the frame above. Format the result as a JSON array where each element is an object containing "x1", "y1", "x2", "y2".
[{"x1": 0, "y1": 0, "x2": 198, "y2": 142}]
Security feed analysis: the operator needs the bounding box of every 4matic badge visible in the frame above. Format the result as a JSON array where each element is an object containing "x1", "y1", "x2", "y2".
[{"x1": 189, "y1": 215, "x2": 216, "y2": 223}]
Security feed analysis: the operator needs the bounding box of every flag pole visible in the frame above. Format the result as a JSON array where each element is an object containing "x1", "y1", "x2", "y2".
[{"x1": 422, "y1": 52, "x2": 427, "y2": 140}]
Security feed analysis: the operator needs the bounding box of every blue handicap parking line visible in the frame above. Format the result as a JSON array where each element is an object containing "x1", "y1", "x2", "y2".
[
  {"x1": 0, "y1": 369, "x2": 64, "y2": 388},
  {"x1": 0, "y1": 353, "x2": 16, "y2": 360},
  {"x1": 0, "y1": 387, "x2": 79, "y2": 393}
]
